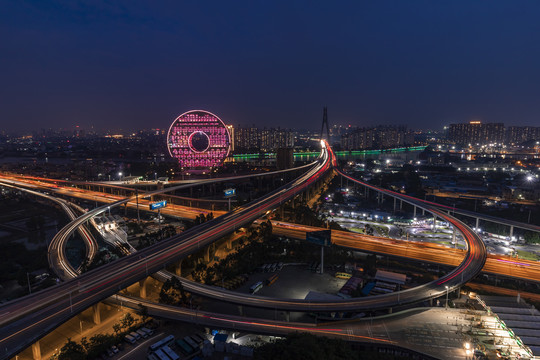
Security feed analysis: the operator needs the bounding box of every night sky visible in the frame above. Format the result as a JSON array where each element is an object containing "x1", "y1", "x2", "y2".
[{"x1": 2, "y1": 1, "x2": 540, "y2": 133}]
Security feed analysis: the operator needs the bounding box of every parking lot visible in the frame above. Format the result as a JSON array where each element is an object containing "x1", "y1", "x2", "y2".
[{"x1": 203, "y1": 264, "x2": 348, "y2": 322}]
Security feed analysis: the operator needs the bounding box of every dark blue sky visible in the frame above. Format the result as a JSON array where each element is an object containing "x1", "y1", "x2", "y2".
[{"x1": 2, "y1": 1, "x2": 540, "y2": 133}]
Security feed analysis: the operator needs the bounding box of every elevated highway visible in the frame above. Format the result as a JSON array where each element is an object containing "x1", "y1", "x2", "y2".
[
  {"x1": 35, "y1": 146, "x2": 487, "y2": 314},
  {"x1": 0, "y1": 143, "x2": 490, "y2": 360},
  {"x1": 0, "y1": 142, "x2": 332, "y2": 359},
  {"x1": 0, "y1": 161, "x2": 316, "y2": 220},
  {"x1": 340, "y1": 170, "x2": 540, "y2": 236}
]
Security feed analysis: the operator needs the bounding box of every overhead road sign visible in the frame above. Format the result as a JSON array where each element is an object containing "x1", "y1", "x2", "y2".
[
  {"x1": 224, "y1": 188, "x2": 236, "y2": 198},
  {"x1": 150, "y1": 200, "x2": 167, "y2": 210},
  {"x1": 306, "y1": 230, "x2": 331, "y2": 247}
]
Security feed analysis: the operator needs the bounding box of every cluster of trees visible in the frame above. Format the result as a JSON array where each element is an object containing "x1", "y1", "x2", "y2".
[
  {"x1": 186, "y1": 212, "x2": 214, "y2": 229},
  {"x1": 279, "y1": 202, "x2": 345, "y2": 231},
  {"x1": 136, "y1": 225, "x2": 177, "y2": 249},
  {"x1": 525, "y1": 232, "x2": 540, "y2": 244},
  {"x1": 189, "y1": 220, "x2": 354, "y2": 286},
  {"x1": 56, "y1": 313, "x2": 141, "y2": 360},
  {"x1": 125, "y1": 221, "x2": 144, "y2": 235},
  {"x1": 159, "y1": 276, "x2": 189, "y2": 306},
  {"x1": 80, "y1": 247, "x2": 123, "y2": 273},
  {"x1": 190, "y1": 221, "x2": 273, "y2": 285}
]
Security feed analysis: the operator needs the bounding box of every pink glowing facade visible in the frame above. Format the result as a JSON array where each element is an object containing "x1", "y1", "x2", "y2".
[{"x1": 167, "y1": 110, "x2": 231, "y2": 169}]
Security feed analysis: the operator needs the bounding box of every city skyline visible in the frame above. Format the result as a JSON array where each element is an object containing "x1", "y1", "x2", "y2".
[{"x1": 2, "y1": 1, "x2": 540, "y2": 133}]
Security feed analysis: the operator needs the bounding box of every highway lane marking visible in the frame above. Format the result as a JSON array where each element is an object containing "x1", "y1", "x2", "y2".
[{"x1": 117, "y1": 332, "x2": 164, "y2": 360}]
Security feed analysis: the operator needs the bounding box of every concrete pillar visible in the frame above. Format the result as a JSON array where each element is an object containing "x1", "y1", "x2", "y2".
[
  {"x1": 393, "y1": 198, "x2": 397, "y2": 212},
  {"x1": 320, "y1": 246, "x2": 324, "y2": 274},
  {"x1": 226, "y1": 237, "x2": 232, "y2": 250},
  {"x1": 400, "y1": 200, "x2": 403, "y2": 210},
  {"x1": 204, "y1": 247, "x2": 210, "y2": 262},
  {"x1": 510, "y1": 225, "x2": 514, "y2": 239},
  {"x1": 92, "y1": 303, "x2": 101, "y2": 325},
  {"x1": 413, "y1": 206, "x2": 417, "y2": 218},
  {"x1": 139, "y1": 278, "x2": 148, "y2": 299},
  {"x1": 285, "y1": 311, "x2": 290, "y2": 322},
  {"x1": 388, "y1": 307, "x2": 393, "y2": 314},
  {"x1": 238, "y1": 305, "x2": 243, "y2": 316},
  {"x1": 175, "y1": 259, "x2": 183, "y2": 277},
  {"x1": 422, "y1": 208, "x2": 425, "y2": 215},
  {"x1": 475, "y1": 218, "x2": 479, "y2": 229},
  {"x1": 32, "y1": 341, "x2": 41, "y2": 360}
]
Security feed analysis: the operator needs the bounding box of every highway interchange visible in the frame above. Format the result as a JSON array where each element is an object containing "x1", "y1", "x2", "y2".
[
  {"x1": 0, "y1": 142, "x2": 332, "y2": 358},
  {"x1": 0, "y1": 140, "x2": 517, "y2": 360}
]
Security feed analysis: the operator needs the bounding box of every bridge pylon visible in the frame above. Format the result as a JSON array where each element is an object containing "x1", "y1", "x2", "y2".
[{"x1": 320, "y1": 106, "x2": 330, "y2": 141}]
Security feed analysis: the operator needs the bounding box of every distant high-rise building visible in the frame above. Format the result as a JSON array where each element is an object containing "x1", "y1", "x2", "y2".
[
  {"x1": 226, "y1": 125, "x2": 235, "y2": 152},
  {"x1": 260, "y1": 127, "x2": 294, "y2": 152},
  {"x1": 447, "y1": 121, "x2": 505, "y2": 146},
  {"x1": 233, "y1": 126, "x2": 294, "y2": 152},
  {"x1": 340, "y1": 125, "x2": 413, "y2": 150},
  {"x1": 234, "y1": 125, "x2": 259, "y2": 152},
  {"x1": 506, "y1": 126, "x2": 540, "y2": 144}
]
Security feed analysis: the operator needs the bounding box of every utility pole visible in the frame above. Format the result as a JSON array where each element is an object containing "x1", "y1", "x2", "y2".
[
  {"x1": 136, "y1": 188, "x2": 140, "y2": 224},
  {"x1": 26, "y1": 272, "x2": 31, "y2": 294},
  {"x1": 158, "y1": 208, "x2": 162, "y2": 237}
]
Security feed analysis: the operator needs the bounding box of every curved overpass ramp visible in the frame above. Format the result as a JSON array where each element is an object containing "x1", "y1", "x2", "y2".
[
  {"x1": 45, "y1": 152, "x2": 486, "y2": 314},
  {"x1": 0, "y1": 143, "x2": 331, "y2": 359}
]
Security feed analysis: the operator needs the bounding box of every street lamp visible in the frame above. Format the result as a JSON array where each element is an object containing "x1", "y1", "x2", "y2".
[
  {"x1": 445, "y1": 285, "x2": 449, "y2": 309},
  {"x1": 118, "y1": 172, "x2": 123, "y2": 181}
]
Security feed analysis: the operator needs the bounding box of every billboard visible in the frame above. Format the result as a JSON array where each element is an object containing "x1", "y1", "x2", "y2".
[
  {"x1": 150, "y1": 200, "x2": 167, "y2": 210},
  {"x1": 306, "y1": 230, "x2": 331, "y2": 247}
]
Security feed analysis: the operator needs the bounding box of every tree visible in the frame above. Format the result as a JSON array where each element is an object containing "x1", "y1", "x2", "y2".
[
  {"x1": 80, "y1": 337, "x2": 90, "y2": 352},
  {"x1": 58, "y1": 338, "x2": 85, "y2": 360},
  {"x1": 87, "y1": 334, "x2": 115, "y2": 358},
  {"x1": 120, "y1": 313, "x2": 135, "y2": 330},
  {"x1": 365, "y1": 254, "x2": 377, "y2": 276},
  {"x1": 112, "y1": 323, "x2": 122, "y2": 337},
  {"x1": 159, "y1": 276, "x2": 188, "y2": 305},
  {"x1": 138, "y1": 303, "x2": 150, "y2": 323},
  {"x1": 524, "y1": 231, "x2": 540, "y2": 244}
]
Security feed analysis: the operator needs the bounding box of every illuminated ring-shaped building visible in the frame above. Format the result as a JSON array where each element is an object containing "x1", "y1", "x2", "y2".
[{"x1": 167, "y1": 110, "x2": 231, "y2": 168}]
